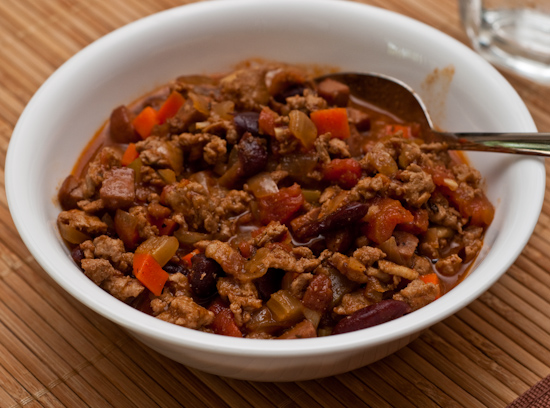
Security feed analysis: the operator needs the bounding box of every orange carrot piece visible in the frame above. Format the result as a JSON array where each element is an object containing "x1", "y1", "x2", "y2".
[
  {"x1": 133, "y1": 253, "x2": 169, "y2": 296},
  {"x1": 158, "y1": 218, "x2": 178, "y2": 236},
  {"x1": 182, "y1": 249, "x2": 201, "y2": 267},
  {"x1": 157, "y1": 91, "x2": 185, "y2": 124},
  {"x1": 132, "y1": 106, "x2": 159, "y2": 139},
  {"x1": 419, "y1": 273, "x2": 439, "y2": 286},
  {"x1": 310, "y1": 107, "x2": 350, "y2": 139},
  {"x1": 121, "y1": 143, "x2": 139, "y2": 166}
]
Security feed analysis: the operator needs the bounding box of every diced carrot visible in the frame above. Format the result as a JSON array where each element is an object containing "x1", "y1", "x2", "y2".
[
  {"x1": 133, "y1": 253, "x2": 169, "y2": 296},
  {"x1": 323, "y1": 158, "x2": 362, "y2": 189},
  {"x1": 157, "y1": 91, "x2": 185, "y2": 124},
  {"x1": 182, "y1": 249, "x2": 201, "y2": 267},
  {"x1": 158, "y1": 218, "x2": 178, "y2": 236},
  {"x1": 419, "y1": 273, "x2": 439, "y2": 286},
  {"x1": 419, "y1": 273, "x2": 441, "y2": 299},
  {"x1": 310, "y1": 108, "x2": 350, "y2": 140},
  {"x1": 132, "y1": 106, "x2": 159, "y2": 139},
  {"x1": 208, "y1": 300, "x2": 242, "y2": 337},
  {"x1": 121, "y1": 143, "x2": 139, "y2": 166}
]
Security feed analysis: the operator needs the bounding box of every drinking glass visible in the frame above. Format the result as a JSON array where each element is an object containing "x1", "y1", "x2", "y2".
[{"x1": 459, "y1": 0, "x2": 550, "y2": 83}]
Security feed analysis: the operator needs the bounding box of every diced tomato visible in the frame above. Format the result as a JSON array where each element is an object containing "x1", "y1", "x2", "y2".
[
  {"x1": 310, "y1": 108, "x2": 350, "y2": 140},
  {"x1": 133, "y1": 253, "x2": 169, "y2": 296},
  {"x1": 121, "y1": 143, "x2": 139, "y2": 166},
  {"x1": 363, "y1": 198, "x2": 414, "y2": 244},
  {"x1": 456, "y1": 192, "x2": 495, "y2": 227},
  {"x1": 323, "y1": 158, "x2": 362, "y2": 189},
  {"x1": 208, "y1": 300, "x2": 243, "y2": 337},
  {"x1": 132, "y1": 106, "x2": 159, "y2": 139},
  {"x1": 424, "y1": 165, "x2": 455, "y2": 187},
  {"x1": 257, "y1": 183, "x2": 304, "y2": 225},
  {"x1": 239, "y1": 241, "x2": 253, "y2": 258},
  {"x1": 258, "y1": 106, "x2": 278, "y2": 137},
  {"x1": 157, "y1": 91, "x2": 185, "y2": 124},
  {"x1": 423, "y1": 165, "x2": 494, "y2": 227},
  {"x1": 397, "y1": 208, "x2": 429, "y2": 234}
]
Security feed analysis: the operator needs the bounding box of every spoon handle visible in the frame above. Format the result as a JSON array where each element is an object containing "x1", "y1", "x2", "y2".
[{"x1": 434, "y1": 132, "x2": 550, "y2": 156}]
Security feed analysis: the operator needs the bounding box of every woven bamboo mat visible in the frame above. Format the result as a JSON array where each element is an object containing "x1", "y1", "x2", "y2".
[{"x1": 1, "y1": 0, "x2": 550, "y2": 406}]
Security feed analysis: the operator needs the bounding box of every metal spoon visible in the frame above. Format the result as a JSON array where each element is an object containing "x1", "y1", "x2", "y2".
[{"x1": 317, "y1": 72, "x2": 550, "y2": 156}]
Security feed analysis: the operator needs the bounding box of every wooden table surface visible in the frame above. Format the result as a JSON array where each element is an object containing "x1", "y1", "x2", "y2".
[{"x1": 1, "y1": 0, "x2": 550, "y2": 407}]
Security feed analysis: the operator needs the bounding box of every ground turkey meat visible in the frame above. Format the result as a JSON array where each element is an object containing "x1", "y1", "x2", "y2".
[
  {"x1": 80, "y1": 259, "x2": 143, "y2": 302},
  {"x1": 152, "y1": 296, "x2": 214, "y2": 329},
  {"x1": 393, "y1": 279, "x2": 440, "y2": 311},
  {"x1": 58, "y1": 210, "x2": 108, "y2": 236},
  {"x1": 58, "y1": 61, "x2": 493, "y2": 339}
]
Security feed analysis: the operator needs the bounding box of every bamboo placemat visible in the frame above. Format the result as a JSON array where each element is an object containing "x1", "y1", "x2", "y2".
[{"x1": 1, "y1": 0, "x2": 550, "y2": 407}]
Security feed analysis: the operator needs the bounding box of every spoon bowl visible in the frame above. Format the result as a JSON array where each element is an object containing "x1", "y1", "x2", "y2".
[{"x1": 319, "y1": 72, "x2": 550, "y2": 156}]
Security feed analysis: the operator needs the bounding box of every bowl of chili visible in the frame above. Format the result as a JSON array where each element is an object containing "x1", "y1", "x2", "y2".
[{"x1": 6, "y1": 0, "x2": 545, "y2": 381}]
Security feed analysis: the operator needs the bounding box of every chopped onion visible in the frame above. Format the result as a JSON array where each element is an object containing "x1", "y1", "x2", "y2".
[
  {"x1": 247, "y1": 172, "x2": 279, "y2": 198},
  {"x1": 212, "y1": 100, "x2": 234, "y2": 120},
  {"x1": 174, "y1": 230, "x2": 211, "y2": 245},
  {"x1": 58, "y1": 222, "x2": 90, "y2": 245},
  {"x1": 288, "y1": 110, "x2": 317, "y2": 150},
  {"x1": 135, "y1": 235, "x2": 179, "y2": 267},
  {"x1": 188, "y1": 92, "x2": 210, "y2": 115}
]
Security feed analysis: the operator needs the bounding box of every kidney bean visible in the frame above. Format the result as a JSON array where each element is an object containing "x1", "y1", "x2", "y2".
[
  {"x1": 189, "y1": 253, "x2": 224, "y2": 298},
  {"x1": 71, "y1": 246, "x2": 85, "y2": 267},
  {"x1": 325, "y1": 228, "x2": 354, "y2": 253},
  {"x1": 294, "y1": 202, "x2": 369, "y2": 239},
  {"x1": 254, "y1": 268, "x2": 284, "y2": 301},
  {"x1": 234, "y1": 112, "x2": 260, "y2": 136},
  {"x1": 109, "y1": 105, "x2": 140, "y2": 143},
  {"x1": 58, "y1": 175, "x2": 84, "y2": 210},
  {"x1": 275, "y1": 84, "x2": 306, "y2": 103},
  {"x1": 238, "y1": 133, "x2": 268, "y2": 178},
  {"x1": 332, "y1": 299, "x2": 411, "y2": 335},
  {"x1": 163, "y1": 262, "x2": 189, "y2": 276}
]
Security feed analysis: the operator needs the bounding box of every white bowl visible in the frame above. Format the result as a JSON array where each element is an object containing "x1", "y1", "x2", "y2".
[{"x1": 6, "y1": 0, "x2": 545, "y2": 381}]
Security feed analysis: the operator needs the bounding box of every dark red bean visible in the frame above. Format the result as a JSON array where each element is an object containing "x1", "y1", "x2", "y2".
[
  {"x1": 234, "y1": 112, "x2": 260, "y2": 136},
  {"x1": 71, "y1": 246, "x2": 85, "y2": 267},
  {"x1": 58, "y1": 175, "x2": 84, "y2": 210},
  {"x1": 254, "y1": 268, "x2": 284, "y2": 301},
  {"x1": 163, "y1": 262, "x2": 189, "y2": 275},
  {"x1": 189, "y1": 253, "x2": 224, "y2": 298},
  {"x1": 325, "y1": 228, "x2": 354, "y2": 253},
  {"x1": 109, "y1": 105, "x2": 140, "y2": 143},
  {"x1": 295, "y1": 202, "x2": 369, "y2": 239},
  {"x1": 275, "y1": 84, "x2": 306, "y2": 103},
  {"x1": 332, "y1": 299, "x2": 411, "y2": 335},
  {"x1": 238, "y1": 133, "x2": 268, "y2": 178}
]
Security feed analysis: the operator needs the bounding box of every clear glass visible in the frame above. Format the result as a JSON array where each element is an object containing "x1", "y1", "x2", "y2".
[{"x1": 459, "y1": 0, "x2": 550, "y2": 83}]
